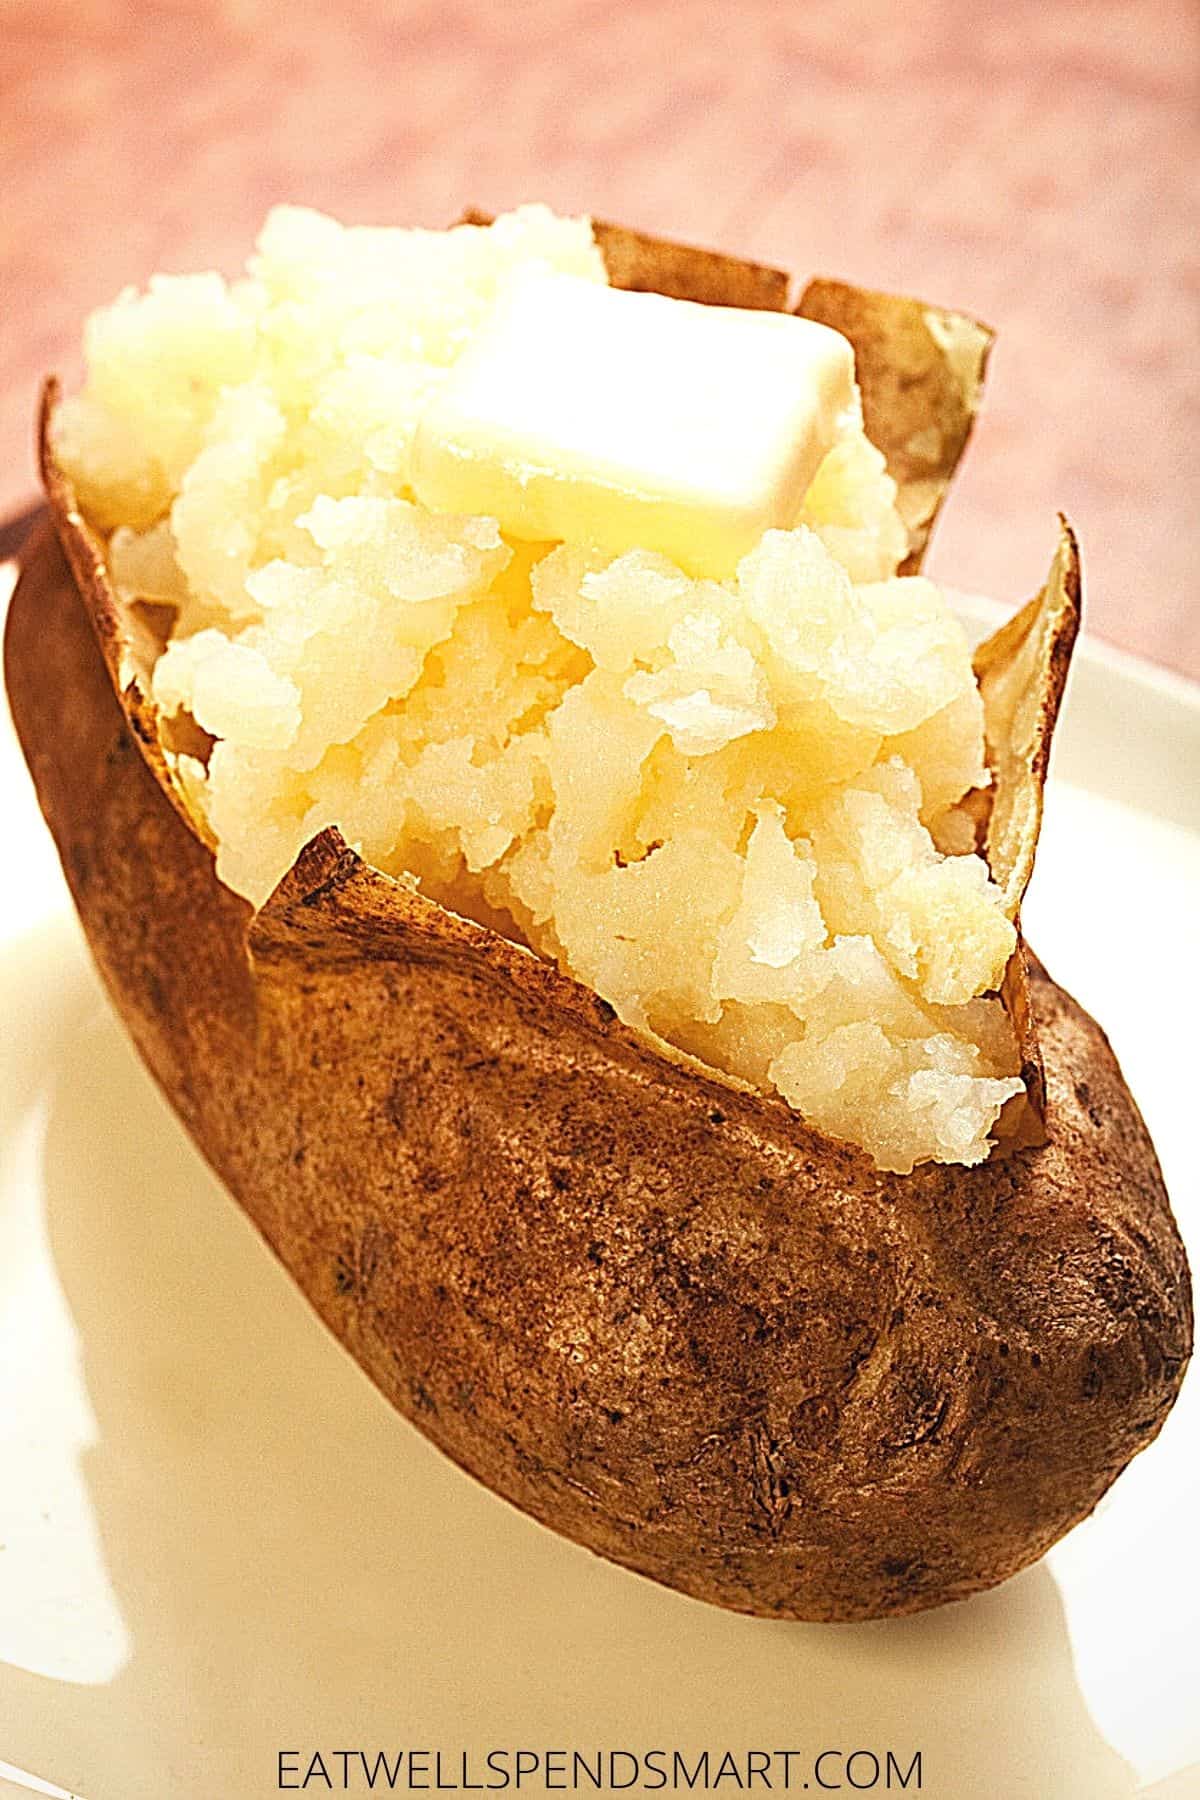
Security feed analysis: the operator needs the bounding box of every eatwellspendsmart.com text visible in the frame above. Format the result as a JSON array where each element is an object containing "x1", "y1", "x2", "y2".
[{"x1": 277, "y1": 1747, "x2": 924, "y2": 1792}]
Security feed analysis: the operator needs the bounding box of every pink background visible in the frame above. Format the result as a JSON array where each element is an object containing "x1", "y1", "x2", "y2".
[{"x1": 3, "y1": 0, "x2": 1197, "y2": 674}]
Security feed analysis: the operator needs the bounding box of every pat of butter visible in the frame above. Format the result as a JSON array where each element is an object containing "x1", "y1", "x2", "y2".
[{"x1": 411, "y1": 270, "x2": 858, "y2": 577}]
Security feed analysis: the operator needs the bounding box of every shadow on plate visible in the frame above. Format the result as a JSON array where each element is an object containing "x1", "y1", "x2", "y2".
[{"x1": 0, "y1": 920, "x2": 1141, "y2": 1799}]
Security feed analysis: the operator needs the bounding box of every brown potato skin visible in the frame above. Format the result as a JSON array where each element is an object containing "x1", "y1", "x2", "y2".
[{"x1": 6, "y1": 525, "x2": 1192, "y2": 1620}]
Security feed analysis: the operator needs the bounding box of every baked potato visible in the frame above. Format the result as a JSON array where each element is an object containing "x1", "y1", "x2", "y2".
[{"x1": 5, "y1": 216, "x2": 1190, "y2": 1621}]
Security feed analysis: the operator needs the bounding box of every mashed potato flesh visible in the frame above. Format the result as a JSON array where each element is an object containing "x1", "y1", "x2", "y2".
[{"x1": 56, "y1": 205, "x2": 1022, "y2": 1172}]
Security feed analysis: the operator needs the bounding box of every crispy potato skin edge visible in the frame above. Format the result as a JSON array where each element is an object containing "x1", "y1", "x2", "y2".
[{"x1": 5, "y1": 524, "x2": 1192, "y2": 1621}]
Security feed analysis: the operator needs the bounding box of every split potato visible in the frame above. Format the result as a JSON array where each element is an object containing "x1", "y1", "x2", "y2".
[{"x1": 5, "y1": 222, "x2": 1191, "y2": 1621}]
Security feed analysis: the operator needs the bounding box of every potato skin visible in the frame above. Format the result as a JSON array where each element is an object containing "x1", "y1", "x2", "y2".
[{"x1": 6, "y1": 525, "x2": 1192, "y2": 1621}]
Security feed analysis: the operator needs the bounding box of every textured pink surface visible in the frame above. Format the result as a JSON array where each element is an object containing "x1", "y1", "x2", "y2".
[{"x1": 2, "y1": 0, "x2": 1197, "y2": 673}]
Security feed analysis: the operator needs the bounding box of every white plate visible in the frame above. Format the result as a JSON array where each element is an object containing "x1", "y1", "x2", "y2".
[{"x1": 0, "y1": 556, "x2": 1196, "y2": 1800}]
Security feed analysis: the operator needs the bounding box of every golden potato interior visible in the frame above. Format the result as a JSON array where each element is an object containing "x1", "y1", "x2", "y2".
[{"x1": 38, "y1": 213, "x2": 1073, "y2": 1166}]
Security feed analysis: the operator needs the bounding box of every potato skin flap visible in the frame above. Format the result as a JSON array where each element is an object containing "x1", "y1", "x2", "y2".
[
  {"x1": 5, "y1": 219, "x2": 1191, "y2": 1621},
  {"x1": 796, "y1": 278, "x2": 994, "y2": 574}
]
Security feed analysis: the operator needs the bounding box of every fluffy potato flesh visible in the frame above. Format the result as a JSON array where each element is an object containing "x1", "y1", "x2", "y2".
[{"x1": 54, "y1": 205, "x2": 1023, "y2": 1171}]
